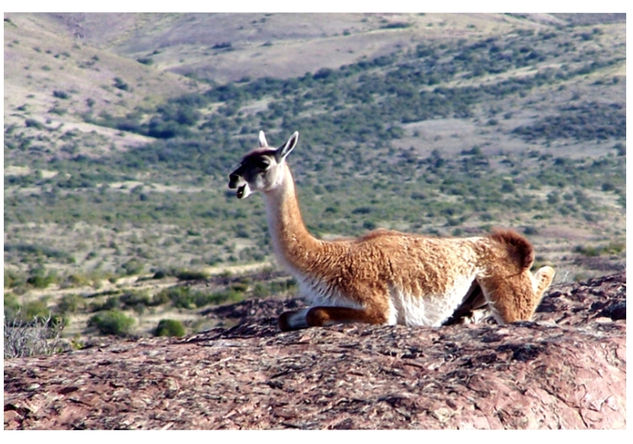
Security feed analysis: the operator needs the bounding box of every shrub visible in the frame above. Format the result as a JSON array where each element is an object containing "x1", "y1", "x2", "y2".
[
  {"x1": 363, "y1": 220, "x2": 377, "y2": 230},
  {"x1": 88, "y1": 310, "x2": 135, "y2": 336},
  {"x1": 155, "y1": 319, "x2": 186, "y2": 337},
  {"x1": 146, "y1": 118, "x2": 185, "y2": 139},
  {"x1": 174, "y1": 269, "x2": 210, "y2": 281},
  {"x1": 57, "y1": 293, "x2": 84, "y2": 314},
  {"x1": 208, "y1": 287, "x2": 245, "y2": 305},
  {"x1": 212, "y1": 41, "x2": 232, "y2": 50},
  {"x1": 4, "y1": 292, "x2": 20, "y2": 320},
  {"x1": 113, "y1": 77, "x2": 129, "y2": 91},
  {"x1": 601, "y1": 182, "x2": 615, "y2": 192},
  {"x1": 575, "y1": 242, "x2": 624, "y2": 257},
  {"x1": 26, "y1": 267, "x2": 58, "y2": 289},
  {"x1": 158, "y1": 285, "x2": 243, "y2": 309},
  {"x1": 22, "y1": 299, "x2": 51, "y2": 320},
  {"x1": 159, "y1": 286, "x2": 208, "y2": 309},
  {"x1": 100, "y1": 295, "x2": 120, "y2": 311},
  {"x1": 25, "y1": 118, "x2": 45, "y2": 129},
  {"x1": 153, "y1": 269, "x2": 167, "y2": 279},
  {"x1": 119, "y1": 291, "x2": 153, "y2": 314},
  {"x1": 252, "y1": 282, "x2": 270, "y2": 298},
  {"x1": 119, "y1": 259, "x2": 144, "y2": 276},
  {"x1": 574, "y1": 245, "x2": 600, "y2": 257},
  {"x1": 152, "y1": 290, "x2": 171, "y2": 306},
  {"x1": 4, "y1": 269, "x2": 26, "y2": 289},
  {"x1": 381, "y1": 21, "x2": 411, "y2": 29},
  {"x1": 500, "y1": 181, "x2": 516, "y2": 193},
  {"x1": 53, "y1": 90, "x2": 69, "y2": 99},
  {"x1": 523, "y1": 226, "x2": 539, "y2": 235},
  {"x1": 4, "y1": 313, "x2": 64, "y2": 358},
  {"x1": 136, "y1": 57, "x2": 154, "y2": 65},
  {"x1": 49, "y1": 105, "x2": 67, "y2": 115}
]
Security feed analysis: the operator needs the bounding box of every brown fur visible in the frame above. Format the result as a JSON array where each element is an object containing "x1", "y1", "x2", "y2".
[
  {"x1": 488, "y1": 229, "x2": 535, "y2": 271},
  {"x1": 229, "y1": 131, "x2": 556, "y2": 330}
]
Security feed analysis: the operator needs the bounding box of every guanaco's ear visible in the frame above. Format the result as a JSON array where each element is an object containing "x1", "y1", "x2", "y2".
[
  {"x1": 258, "y1": 130, "x2": 268, "y2": 148},
  {"x1": 275, "y1": 131, "x2": 299, "y2": 163}
]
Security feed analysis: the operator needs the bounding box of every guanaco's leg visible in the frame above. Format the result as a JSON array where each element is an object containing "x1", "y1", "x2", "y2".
[
  {"x1": 279, "y1": 306, "x2": 387, "y2": 331},
  {"x1": 443, "y1": 280, "x2": 488, "y2": 325}
]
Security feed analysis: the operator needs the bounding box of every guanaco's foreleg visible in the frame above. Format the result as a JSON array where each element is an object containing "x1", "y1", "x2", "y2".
[{"x1": 279, "y1": 306, "x2": 386, "y2": 331}]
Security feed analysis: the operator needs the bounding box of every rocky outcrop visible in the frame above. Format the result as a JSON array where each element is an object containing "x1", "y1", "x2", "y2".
[{"x1": 4, "y1": 273, "x2": 625, "y2": 429}]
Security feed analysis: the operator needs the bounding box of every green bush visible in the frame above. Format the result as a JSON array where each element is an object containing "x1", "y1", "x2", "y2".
[
  {"x1": 152, "y1": 290, "x2": 171, "y2": 306},
  {"x1": 88, "y1": 310, "x2": 135, "y2": 336},
  {"x1": 26, "y1": 267, "x2": 58, "y2": 289},
  {"x1": 159, "y1": 286, "x2": 211, "y2": 309},
  {"x1": 209, "y1": 287, "x2": 245, "y2": 305},
  {"x1": 4, "y1": 270, "x2": 26, "y2": 289},
  {"x1": 174, "y1": 269, "x2": 210, "y2": 281},
  {"x1": 155, "y1": 319, "x2": 186, "y2": 337},
  {"x1": 119, "y1": 259, "x2": 144, "y2": 276},
  {"x1": 120, "y1": 290, "x2": 151, "y2": 308},
  {"x1": 152, "y1": 269, "x2": 167, "y2": 279},
  {"x1": 575, "y1": 242, "x2": 625, "y2": 257},
  {"x1": 136, "y1": 57, "x2": 154, "y2": 65},
  {"x1": 25, "y1": 118, "x2": 45, "y2": 129},
  {"x1": 23, "y1": 299, "x2": 51, "y2": 320},
  {"x1": 113, "y1": 77, "x2": 129, "y2": 91},
  {"x1": 57, "y1": 293, "x2": 84, "y2": 313},
  {"x1": 157, "y1": 285, "x2": 244, "y2": 309},
  {"x1": 100, "y1": 295, "x2": 121, "y2": 311},
  {"x1": 4, "y1": 293, "x2": 20, "y2": 320},
  {"x1": 159, "y1": 286, "x2": 195, "y2": 309},
  {"x1": 53, "y1": 90, "x2": 69, "y2": 99}
]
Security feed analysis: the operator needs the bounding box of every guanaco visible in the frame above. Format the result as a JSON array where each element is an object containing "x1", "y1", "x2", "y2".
[{"x1": 228, "y1": 131, "x2": 555, "y2": 331}]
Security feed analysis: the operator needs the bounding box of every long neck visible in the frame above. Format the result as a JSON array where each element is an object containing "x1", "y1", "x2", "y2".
[{"x1": 263, "y1": 164, "x2": 322, "y2": 274}]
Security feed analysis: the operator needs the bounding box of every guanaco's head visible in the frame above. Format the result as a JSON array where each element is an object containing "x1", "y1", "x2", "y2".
[{"x1": 228, "y1": 131, "x2": 299, "y2": 199}]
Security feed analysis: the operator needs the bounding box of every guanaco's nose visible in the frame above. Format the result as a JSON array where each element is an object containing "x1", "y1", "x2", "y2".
[{"x1": 228, "y1": 173, "x2": 240, "y2": 189}]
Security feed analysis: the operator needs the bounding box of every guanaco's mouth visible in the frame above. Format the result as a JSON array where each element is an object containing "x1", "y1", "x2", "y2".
[{"x1": 228, "y1": 172, "x2": 251, "y2": 199}]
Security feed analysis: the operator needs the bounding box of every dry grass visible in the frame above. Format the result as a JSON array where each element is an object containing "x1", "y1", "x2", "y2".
[{"x1": 4, "y1": 313, "x2": 65, "y2": 359}]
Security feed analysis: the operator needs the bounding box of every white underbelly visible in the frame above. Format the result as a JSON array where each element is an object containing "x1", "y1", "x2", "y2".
[
  {"x1": 291, "y1": 267, "x2": 476, "y2": 327},
  {"x1": 388, "y1": 275, "x2": 477, "y2": 327},
  {"x1": 297, "y1": 275, "x2": 361, "y2": 309}
]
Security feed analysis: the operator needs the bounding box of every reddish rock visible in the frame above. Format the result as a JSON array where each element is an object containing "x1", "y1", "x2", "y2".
[{"x1": 4, "y1": 273, "x2": 625, "y2": 429}]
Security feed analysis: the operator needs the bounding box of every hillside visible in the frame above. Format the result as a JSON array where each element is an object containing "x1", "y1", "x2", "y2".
[
  {"x1": 3, "y1": 13, "x2": 626, "y2": 342},
  {"x1": 4, "y1": 273, "x2": 626, "y2": 429},
  {"x1": 47, "y1": 13, "x2": 543, "y2": 83},
  {"x1": 4, "y1": 14, "x2": 203, "y2": 160}
]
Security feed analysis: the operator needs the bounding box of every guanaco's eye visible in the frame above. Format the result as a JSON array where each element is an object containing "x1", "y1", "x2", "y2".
[{"x1": 254, "y1": 159, "x2": 270, "y2": 170}]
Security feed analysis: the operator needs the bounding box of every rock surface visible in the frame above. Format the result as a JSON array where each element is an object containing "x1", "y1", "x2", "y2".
[{"x1": 4, "y1": 273, "x2": 626, "y2": 429}]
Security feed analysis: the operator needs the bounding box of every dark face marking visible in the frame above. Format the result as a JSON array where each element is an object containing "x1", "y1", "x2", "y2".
[
  {"x1": 228, "y1": 149, "x2": 278, "y2": 199},
  {"x1": 241, "y1": 149, "x2": 277, "y2": 165}
]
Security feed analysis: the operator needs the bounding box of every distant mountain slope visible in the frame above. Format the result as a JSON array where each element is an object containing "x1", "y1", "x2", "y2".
[
  {"x1": 4, "y1": 13, "x2": 203, "y2": 159},
  {"x1": 41, "y1": 12, "x2": 612, "y2": 83}
]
